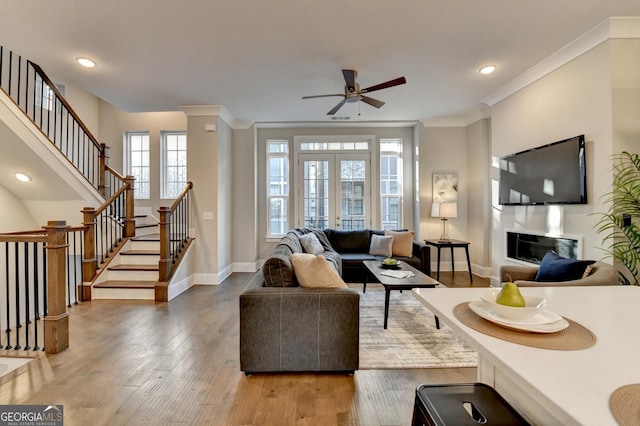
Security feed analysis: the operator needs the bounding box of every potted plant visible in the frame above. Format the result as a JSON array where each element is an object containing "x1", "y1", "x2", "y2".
[{"x1": 595, "y1": 151, "x2": 640, "y2": 285}]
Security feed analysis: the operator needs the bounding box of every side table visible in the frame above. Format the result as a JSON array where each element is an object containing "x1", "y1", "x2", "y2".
[{"x1": 424, "y1": 239, "x2": 473, "y2": 283}]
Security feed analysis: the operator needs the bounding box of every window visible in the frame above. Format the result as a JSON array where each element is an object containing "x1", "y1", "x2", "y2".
[
  {"x1": 34, "y1": 78, "x2": 61, "y2": 111},
  {"x1": 161, "y1": 131, "x2": 187, "y2": 199},
  {"x1": 124, "y1": 132, "x2": 150, "y2": 199},
  {"x1": 267, "y1": 140, "x2": 289, "y2": 236},
  {"x1": 380, "y1": 139, "x2": 403, "y2": 230}
]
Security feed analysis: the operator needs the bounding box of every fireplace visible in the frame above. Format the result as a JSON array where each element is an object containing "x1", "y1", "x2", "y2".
[{"x1": 506, "y1": 231, "x2": 581, "y2": 265}]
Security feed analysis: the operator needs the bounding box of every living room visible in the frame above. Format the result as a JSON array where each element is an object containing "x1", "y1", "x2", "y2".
[
  {"x1": 0, "y1": 2, "x2": 639, "y2": 424},
  {"x1": 45, "y1": 19, "x2": 640, "y2": 289}
]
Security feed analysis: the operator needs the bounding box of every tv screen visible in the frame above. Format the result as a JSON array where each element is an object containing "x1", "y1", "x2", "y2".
[{"x1": 499, "y1": 135, "x2": 587, "y2": 206}]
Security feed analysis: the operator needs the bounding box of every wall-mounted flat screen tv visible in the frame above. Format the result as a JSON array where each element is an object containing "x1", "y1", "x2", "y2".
[{"x1": 498, "y1": 135, "x2": 587, "y2": 206}]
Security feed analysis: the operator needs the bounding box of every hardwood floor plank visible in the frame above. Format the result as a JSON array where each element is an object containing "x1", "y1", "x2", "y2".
[{"x1": 0, "y1": 272, "x2": 477, "y2": 425}]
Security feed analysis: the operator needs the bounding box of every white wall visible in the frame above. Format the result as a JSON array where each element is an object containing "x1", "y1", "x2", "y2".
[
  {"x1": 611, "y1": 39, "x2": 640, "y2": 154},
  {"x1": 0, "y1": 184, "x2": 37, "y2": 232},
  {"x1": 186, "y1": 114, "x2": 220, "y2": 283},
  {"x1": 22, "y1": 200, "x2": 88, "y2": 227},
  {"x1": 231, "y1": 127, "x2": 258, "y2": 270},
  {"x1": 490, "y1": 41, "x2": 615, "y2": 284},
  {"x1": 59, "y1": 82, "x2": 101, "y2": 136},
  {"x1": 98, "y1": 100, "x2": 188, "y2": 215},
  {"x1": 216, "y1": 119, "x2": 233, "y2": 277},
  {"x1": 419, "y1": 125, "x2": 469, "y2": 270},
  {"x1": 466, "y1": 119, "x2": 492, "y2": 274}
]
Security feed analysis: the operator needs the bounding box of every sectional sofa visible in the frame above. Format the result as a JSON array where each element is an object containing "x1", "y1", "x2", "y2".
[{"x1": 239, "y1": 227, "x2": 430, "y2": 374}]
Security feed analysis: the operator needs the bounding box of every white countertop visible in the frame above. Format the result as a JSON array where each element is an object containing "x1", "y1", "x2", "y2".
[{"x1": 413, "y1": 285, "x2": 640, "y2": 425}]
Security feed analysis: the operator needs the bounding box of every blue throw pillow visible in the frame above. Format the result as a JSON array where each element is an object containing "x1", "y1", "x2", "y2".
[{"x1": 534, "y1": 251, "x2": 595, "y2": 282}]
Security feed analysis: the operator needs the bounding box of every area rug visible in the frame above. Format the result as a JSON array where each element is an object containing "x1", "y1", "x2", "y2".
[{"x1": 354, "y1": 284, "x2": 478, "y2": 369}]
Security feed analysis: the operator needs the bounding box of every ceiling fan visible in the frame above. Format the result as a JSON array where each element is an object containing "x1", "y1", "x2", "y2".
[{"x1": 302, "y1": 69, "x2": 406, "y2": 115}]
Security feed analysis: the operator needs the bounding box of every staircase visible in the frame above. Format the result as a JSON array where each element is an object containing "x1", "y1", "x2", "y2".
[
  {"x1": 1, "y1": 46, "x2": 194, "y2": 303},
  {"x1": 92, "y1": 215, "x2": 161, "y2": 300}
]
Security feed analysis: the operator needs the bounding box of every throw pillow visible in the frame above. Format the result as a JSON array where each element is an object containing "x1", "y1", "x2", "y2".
[
  {"x1": 290, "y1": 253, "x2": 347, "y2": 288},
  {"x1": 534, "y1": 250, "x2": 595, "y2": 282},
  {"x1": 369, "y1": 234, "x2": 394, "y2": 257},
  {"x1": 582, "y1": 264, "x2": 594, "y2": 279},
  {"x1": 299, "y1": 232, "x2": 324, "y2": 255},
  {"x1": 385, "y1": 230, "x2": 414, "y2": 257}
]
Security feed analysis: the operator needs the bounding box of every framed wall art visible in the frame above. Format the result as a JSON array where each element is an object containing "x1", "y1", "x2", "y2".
[{"x1": 432, "y1": 172, "x2": 458, "y2": 202}]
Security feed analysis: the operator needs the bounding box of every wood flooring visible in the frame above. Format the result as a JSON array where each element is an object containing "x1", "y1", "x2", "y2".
[{"x1": 0, "y1": 271, "x2": 486, "y2": 425}]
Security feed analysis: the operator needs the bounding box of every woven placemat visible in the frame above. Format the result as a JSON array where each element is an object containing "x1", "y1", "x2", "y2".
[
  {"x1": 453, "y1": 302, "x2": 596, "y2": 350},
  {"x1": 610, "y1": 384, "x2": 640, "y2": 425}
]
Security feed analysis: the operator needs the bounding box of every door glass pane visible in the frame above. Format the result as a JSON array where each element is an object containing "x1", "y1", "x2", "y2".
[
  {"x1": 340, "y1": 159, "x2": 366, "y2": 231},
  {"x1": 303, "y1": 160, "x2": 330, "y2": 229}
]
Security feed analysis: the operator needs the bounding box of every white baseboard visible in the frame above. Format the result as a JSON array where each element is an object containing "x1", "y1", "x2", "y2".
[
  {"x1": 167, "y1": 275, "x2": 195, "y2": 301},
  {"x1": 233, "y1": 261, "x2": 260, "y2": 273}
]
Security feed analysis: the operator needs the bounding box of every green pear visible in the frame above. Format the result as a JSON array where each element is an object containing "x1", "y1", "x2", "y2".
[{"x1": 495, "y1": 282, "x2": 526, "y2": 307}]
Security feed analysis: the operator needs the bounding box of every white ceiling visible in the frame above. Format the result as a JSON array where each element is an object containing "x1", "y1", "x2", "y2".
[{"x1": 1, "y1": 1, "x2": 639, "y2": 125}]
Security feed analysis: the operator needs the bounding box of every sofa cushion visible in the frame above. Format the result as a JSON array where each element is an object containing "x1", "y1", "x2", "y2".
[
  {"x1": 295, "y1": 228, "x2": 334, "y2": 251},
  {"x1": 290, "y1": 253, "x2": 348, "y2": 288},
  {"x1": 385, "y1": 230, "x2": 414, "y2": 257},
  {"x1": 369, "y1": 234, "x2": 393, "y2": 257},
  {"x1": 262, "y1": 231, "x2": 304, "y2": 287},
  {"x1": 262, "y1": 244, "x2": 298, "y2": 287},
  {"x1": 535, "y1": 250, "x2": 595, "y2": 282},
  {"x1": 324, "y1": 229, "x2": 371, "y2": 253},
  {"x1": 299, "y1": 232, "x2": 324, "y2": 255},
  {"x1": 279, "y1": 232, "x2": 304, "y2": 254}
]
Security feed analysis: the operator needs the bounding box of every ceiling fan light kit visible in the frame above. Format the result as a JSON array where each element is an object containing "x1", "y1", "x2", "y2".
[{"x1": 302, "y1": 69, "x2": 406, "y2": 115}]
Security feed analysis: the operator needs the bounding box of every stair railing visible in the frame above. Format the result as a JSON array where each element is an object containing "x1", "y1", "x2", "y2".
[
  {"x1": 158, "y1": 181, "x2": 194, "y2": 283},
  {"x1": 0, "y1": 221, "x2": 77, "y2": 354},
  {"x1": 0, "y1": 46, "x2": 105, "y2": 194},
  {"x1": 82, "y1": 176, "x2": 136, "y2": 293}
]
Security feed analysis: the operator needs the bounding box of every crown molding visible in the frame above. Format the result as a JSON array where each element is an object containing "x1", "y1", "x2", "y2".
[
  {"x1": 178, "y1": 104, "x2": 237, "y2": 127},
  {"x1": 254, "y1": 120, "x2": 419, "y2": 129},
  {"x1": 420, "y1": 108, "x2": 490, "y2": 128},
  {"x1": 483, "y1": 17, "x2": 640, "y2": 108}
]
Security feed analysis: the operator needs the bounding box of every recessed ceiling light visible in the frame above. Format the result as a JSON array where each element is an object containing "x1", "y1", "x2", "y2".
[
  {"x1": 76, "y1": 57, "x2": 97, "y2": 68},
  {"x1": 479, "y1": 65, "x2": 497, "y2": 75},
  {"x1": 15, "y1": 172, "x2": 31, "y2": 182}
]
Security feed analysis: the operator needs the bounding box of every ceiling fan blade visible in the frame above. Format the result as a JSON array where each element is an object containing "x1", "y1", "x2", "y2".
[
  {"x1": 342, "y1": 69, "x2": 357, "y2": 92},
  {"x1": 360, "y1": 95, "x2": 385, "y2": 109},
  {"x1": 361, "y1": 76, "x2": 406, "y2": 93},
  {"x1": 327, "y1": 99, "x2": 347, "y2": 115},
  {"x1": 302, "y1": 94, "x2": 344, "y2": 99}
]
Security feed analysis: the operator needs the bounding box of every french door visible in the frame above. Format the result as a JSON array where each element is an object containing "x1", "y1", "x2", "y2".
[{"x1": 298, "y1": 153, "x2": 371, "y2": 230}]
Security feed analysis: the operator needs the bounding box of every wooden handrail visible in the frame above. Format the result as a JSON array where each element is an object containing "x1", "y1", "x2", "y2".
[
  {"x1": 0, "y1": 235, "x2": 48, "y2": 243},
  {"x1": 0, "y1": 229, "x2": 47, "y2": 236},
  {"x1": 169, "y1": 181, "x2": 194, "y2": 211},
  {"x1": 0, "y1": 225, "x2": 85, "y2": 237},
  {"x1": 29, "y1": 62, "x2": 103, "y2": 152},
  {"x1": 94, "y1": 183, "x2": 129, "y2": 217},
  {"x1": 157, "y1": 182, "x2": 194, "y2": 288},
  {"x1": 105, "y1": 164, "x2": 126, "y2": 182}
]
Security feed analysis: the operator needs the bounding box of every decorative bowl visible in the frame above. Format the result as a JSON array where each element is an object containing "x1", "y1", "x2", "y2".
[
  {"x1": 379, "y1": 261, "x2": 401, "y2": 269},
  {"x1": 480, "y1": 289, "x2": 546, "y2": 322}
]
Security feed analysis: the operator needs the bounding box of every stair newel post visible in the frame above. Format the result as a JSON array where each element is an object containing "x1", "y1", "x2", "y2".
[
  {"x1": 124, "y1": 175, "x2": 136, "y2": 238},
  {"x1": 158, "y1": 207, "x2": 171, "y2": 283},
  {"x1": 43, "y1": 220, "x2": 70, "y2": 354},
  {"x1": 98, "y1": 143, "x2": 107, "y2": 196},
  {"x1": 82, "y1": 207, "x2": 97, "y2": 301}
]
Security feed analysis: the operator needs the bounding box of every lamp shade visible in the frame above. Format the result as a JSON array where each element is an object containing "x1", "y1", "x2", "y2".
[
  {"x1": 431, "y1": 202, "x2": 441, "y2": 217},
  {"x1": 432, "y1": 202, "x2": 457, "y2": 218}
]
